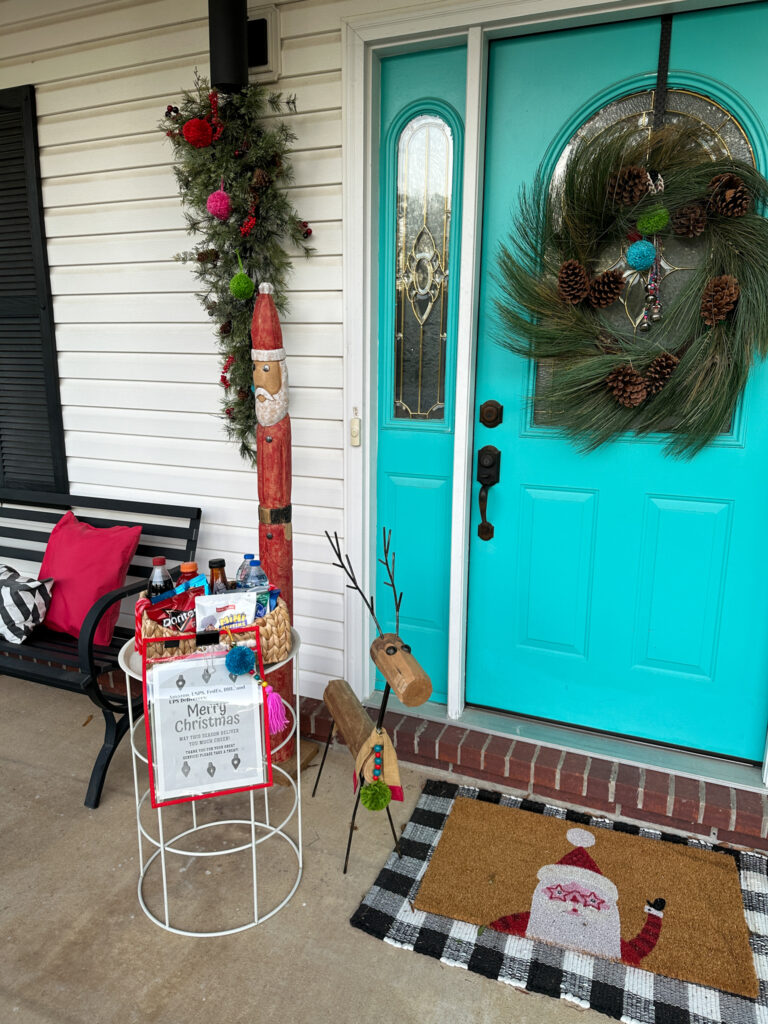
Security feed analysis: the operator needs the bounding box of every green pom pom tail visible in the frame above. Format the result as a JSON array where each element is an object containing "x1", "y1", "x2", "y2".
[
  {"x1": 636, "y1": 206, "x2": 670, "y2": 235},
  {"x1": 360, "y1": 779, "x2": 392, "y2": 811}
]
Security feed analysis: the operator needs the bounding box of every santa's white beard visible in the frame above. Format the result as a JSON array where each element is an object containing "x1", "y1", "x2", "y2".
[
  {"x1": 527, "y1": 882, "x2": 622, "y2": 960},
  {"x1": 254, "y1": 375, "x2": 289, "y2": 427}
]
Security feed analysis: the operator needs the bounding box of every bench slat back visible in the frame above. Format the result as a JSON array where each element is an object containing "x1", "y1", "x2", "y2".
[{"x1": 0, "y1": 491, "x2": 201, "y2": 583}]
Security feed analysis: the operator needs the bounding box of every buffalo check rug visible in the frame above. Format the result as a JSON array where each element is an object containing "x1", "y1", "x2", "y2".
[{"x1": 351, "y1": 780, "x2": 768, "y2": 1024}]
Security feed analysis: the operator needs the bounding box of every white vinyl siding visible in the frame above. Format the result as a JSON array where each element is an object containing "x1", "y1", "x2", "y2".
[{"x1": 0, "y1": 0, "x2": 367, "y2": 698}]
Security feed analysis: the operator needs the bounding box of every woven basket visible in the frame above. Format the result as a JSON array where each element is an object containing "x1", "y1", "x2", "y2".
[{"x1": 140, "y1": 597, "x2": 292, "y2": 664}]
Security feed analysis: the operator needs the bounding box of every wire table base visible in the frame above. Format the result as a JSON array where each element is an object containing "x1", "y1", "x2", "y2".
[{"x1": 118, "y1": 632, "x2": 303, "y2": 936}]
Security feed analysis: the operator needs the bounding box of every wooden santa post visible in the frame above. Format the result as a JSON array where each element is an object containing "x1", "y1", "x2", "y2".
[
  {"x1": 251, "y1": 283, "x2": 317, "y2": 773},
  {"x1": 251, "y1": 283, "x2": 295, "y2": 763}
]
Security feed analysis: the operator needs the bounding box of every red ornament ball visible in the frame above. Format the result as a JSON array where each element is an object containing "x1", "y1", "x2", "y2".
[{"x1": 182, "y1": 117, "x2": 213, "y2": 148}]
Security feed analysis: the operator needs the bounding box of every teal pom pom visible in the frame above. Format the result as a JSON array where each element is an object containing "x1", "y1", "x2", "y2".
[
  {"x1": 225, "y1": 644, "x2": 256, "y2": 676},
  {"x1": 636, "y1": 206, "x2": 670, "y2": 235},
  {"x1": 360, "y1": 780, "x2": 391, "y2": 811},
  {"x1": 230, "y1": 272, "x2": 255, "y2": 300},
  {"x1": 627, "y1": 239, "x2": 656, "y2": 271}
]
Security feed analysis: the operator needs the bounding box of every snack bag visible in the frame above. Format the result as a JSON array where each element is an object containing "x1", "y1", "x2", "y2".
[
  {"x1": 135, "y1": 586, "x2": 206, "y2": 649},
  {"x1": 195, "y1": 591, "x2": 258, "y2": 632}
]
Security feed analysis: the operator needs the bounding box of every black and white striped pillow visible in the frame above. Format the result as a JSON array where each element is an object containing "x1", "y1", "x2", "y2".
[{"x1": 0, "y1": 566, "x2": 55, "y2": 644}]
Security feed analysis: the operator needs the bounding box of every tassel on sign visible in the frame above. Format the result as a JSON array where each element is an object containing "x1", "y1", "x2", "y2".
[{"x1": 265, "y1": 685, "x2": 288, "y2": 736}]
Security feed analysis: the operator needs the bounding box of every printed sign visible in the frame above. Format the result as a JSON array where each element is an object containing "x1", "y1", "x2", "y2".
[{"x1": 143, "y1": 650, "x2": 271, "y2": 807}]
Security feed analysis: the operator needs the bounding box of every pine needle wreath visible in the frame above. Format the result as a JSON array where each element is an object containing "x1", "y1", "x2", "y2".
[
  {"x1": 161, "y1": 72, "x2": 312, "y2": 465},
  {"x1": 495, "y1": 120, "x2": 768, "y2": 457}
]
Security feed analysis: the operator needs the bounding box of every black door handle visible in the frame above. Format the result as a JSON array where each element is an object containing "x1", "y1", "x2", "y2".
[{"x1": 477, "y1": 446, "x2": 501, "y2": 541}]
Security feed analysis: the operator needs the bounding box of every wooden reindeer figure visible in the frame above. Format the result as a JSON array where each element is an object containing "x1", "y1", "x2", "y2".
[{"x1": 313, "y1": 529, "x2": 432, "y2": 872}]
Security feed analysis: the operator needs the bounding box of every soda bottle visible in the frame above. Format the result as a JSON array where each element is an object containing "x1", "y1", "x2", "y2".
[
  {"x1": 178, "y1": 562, "x2": 199, "y2": 584},
  {"x1": 242, "y1": 559, "x2": 269, "y2": 591},
  {"x1": 147, "y1": 557, "x2": 173, "y2": 599},
  {"x1": 236, "y1": 554, "x2": 256, "y2": 588},
  {"x1": 208, "y1": 558, "x2": 229, "y2": 594}
]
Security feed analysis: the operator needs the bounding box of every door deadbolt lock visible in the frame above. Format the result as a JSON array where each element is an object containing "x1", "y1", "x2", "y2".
[
  {"x1": 479, "y1": 399, "x2": 503, "y2": 428},
  {"x1": 476, "y1": 445, "x2": 501, "y2": 541}
]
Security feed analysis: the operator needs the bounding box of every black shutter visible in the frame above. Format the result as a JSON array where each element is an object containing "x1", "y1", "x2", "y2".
[{"x1": 0, "y1": 85, "x2": 67, "y2": 494}]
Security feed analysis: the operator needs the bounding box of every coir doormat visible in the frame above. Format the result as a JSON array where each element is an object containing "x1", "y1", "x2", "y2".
[{"x1": 351, "y1": 780, "x2": 768, "y2": 1024}]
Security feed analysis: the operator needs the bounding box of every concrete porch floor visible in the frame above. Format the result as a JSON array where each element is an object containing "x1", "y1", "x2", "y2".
[{"x1": 3, "y1": 675, "x2": 612, "y2": 1024}]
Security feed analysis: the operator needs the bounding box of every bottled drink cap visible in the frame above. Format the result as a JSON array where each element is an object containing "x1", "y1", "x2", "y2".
[
  {"x1": 243, "y1": 553, "x2": 255, "y2": 560},
  {"x1": 152, "y1": 557, "x2": 166, "y2": 566},
  {"x1": 209, "y1": 558, "x2": 226, "y2": 568},
  {"x1": 180, "y1": 562, "x2": 197, "y2": 573}
]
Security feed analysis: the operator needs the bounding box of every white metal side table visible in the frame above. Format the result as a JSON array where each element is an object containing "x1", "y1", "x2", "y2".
[{"x1": 118, "y1": 630, "x2": 302, "y2": 936}]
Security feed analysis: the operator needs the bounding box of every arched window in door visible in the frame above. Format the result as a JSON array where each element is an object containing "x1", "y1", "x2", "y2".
[{"x1": 393, "y1": 114, "x2": 454, "y2": 420}]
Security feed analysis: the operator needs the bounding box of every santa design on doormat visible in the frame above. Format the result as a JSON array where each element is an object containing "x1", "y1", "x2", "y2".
[{"x1": 489, "y1": 828, "x2": 666, "y2": 964}]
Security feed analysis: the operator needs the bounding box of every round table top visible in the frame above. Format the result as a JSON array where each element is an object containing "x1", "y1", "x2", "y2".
[{"x1": 118, "y1": 628, "x2": 301, "y2": 682}]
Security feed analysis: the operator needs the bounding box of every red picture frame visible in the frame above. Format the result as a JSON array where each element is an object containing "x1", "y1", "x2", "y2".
[{"x1": 141, "y1": 628, "x2": 274, "y2": 808}]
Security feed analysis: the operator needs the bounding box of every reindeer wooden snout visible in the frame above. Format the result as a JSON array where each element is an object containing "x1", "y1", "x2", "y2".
[{"x1": 370, "y1": 633, "x2": 431, "y2": 708}]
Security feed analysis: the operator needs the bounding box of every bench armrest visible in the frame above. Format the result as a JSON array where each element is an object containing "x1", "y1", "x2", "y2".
[{"x1": 78, "y1": 578, "x2": 147, "y2": 677}]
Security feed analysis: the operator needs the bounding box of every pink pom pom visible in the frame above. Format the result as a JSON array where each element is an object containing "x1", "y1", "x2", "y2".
[
  {"x1": 207, "y1": 188, "x2": 231, "y2": 221},
  {"x1": 265, "y1": 685, "x2": 289, "y2": 736}
]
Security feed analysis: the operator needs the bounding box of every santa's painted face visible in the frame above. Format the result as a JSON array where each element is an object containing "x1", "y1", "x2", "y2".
[
  {"x1": 252, "y1": 356, "x2": 289, "y2": 427},
  {"x1": 527, "y1": 869, "x2": 621, "y2": 960}
]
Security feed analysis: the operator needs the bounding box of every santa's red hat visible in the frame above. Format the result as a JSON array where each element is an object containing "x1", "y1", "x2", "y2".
[
  {"x1": 251, "y1": 282, "x2": 285, "y2": 361},
  {"x1": 536, "y1": 828, "x2": 618, "y2": 899}
]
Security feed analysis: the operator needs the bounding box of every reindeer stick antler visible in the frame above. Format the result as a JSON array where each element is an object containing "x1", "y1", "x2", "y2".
[
  {"x1": 325, "y1": 531, "x2": 384, "y2": 636},
  {"x1": 378, "y1": 527, "x2": 403, "y2": 637}
]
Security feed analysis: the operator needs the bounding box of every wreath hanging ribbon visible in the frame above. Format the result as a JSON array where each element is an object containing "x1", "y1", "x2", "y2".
[{"x1": 495, "y1": 119, "x2": 768, "y2": 457}]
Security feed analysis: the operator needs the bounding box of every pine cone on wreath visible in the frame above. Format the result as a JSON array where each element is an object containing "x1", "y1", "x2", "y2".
[
  {"x1": 671, "y1": 204, "x2": 708, "y2": 237},
  {"x1": 589, "y1": 269, "x2": 625, "y2": 308},
  {"x1": 196, "y1": 248, "x2": 220, "y2": 263},
  {"x1": 608, "y1": 165, "x2": 649, "y2": 206},
  {"x1": 646, "y1": 352, "x2": 680, "y2": 397},
  {"x1": 700, "y1": 274, "x2": 740, "y2": 326},
  {"x1": 557, "y1": 259, "x2": 590, "y2": 304},
  {"x1": 708, "y1": 173, "x2": 751, "y2": 217},
  {"x1": 251, "y1": 167, "x2": 271, "y2": 190},
  {"x1": 606, "y1": 365, "x2": 648, "y2": 408}
]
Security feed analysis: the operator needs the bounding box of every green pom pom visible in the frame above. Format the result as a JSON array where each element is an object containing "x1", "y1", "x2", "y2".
[
  {"x1": 230, "y1": 272, "x2": 255, "y2": 300},
  {"x1": 636, "y1": 206, "x2": 670, "y2": 236},
  {"x1": 360, "y1": 780, "x2": 391, "y2": 811}
]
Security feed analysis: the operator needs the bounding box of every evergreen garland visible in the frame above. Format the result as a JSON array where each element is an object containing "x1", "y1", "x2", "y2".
[
  {"x1": 495, "y1": 121, "x2": 768, "y2": 457},
  {"x1": 161, "y1": 72, "x2": 311, "y2": 465}
]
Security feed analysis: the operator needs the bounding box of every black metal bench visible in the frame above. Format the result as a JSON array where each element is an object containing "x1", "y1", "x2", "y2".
[{"x1": 0, "y1": 491, "x2": 201, "y2": 808}]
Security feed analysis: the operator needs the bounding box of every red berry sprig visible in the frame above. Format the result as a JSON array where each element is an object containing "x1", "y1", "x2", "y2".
[
  {"x1": 299, "y1": 220, "x2": 312, "y2": 239},
  {"x1": 208, "y1": 90, "x2": 224, "y2": 143}
]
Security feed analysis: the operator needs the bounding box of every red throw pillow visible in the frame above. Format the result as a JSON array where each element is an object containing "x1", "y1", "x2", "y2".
[{"x1": 40, "y1": 511, "x2": 142, "y2": 646}]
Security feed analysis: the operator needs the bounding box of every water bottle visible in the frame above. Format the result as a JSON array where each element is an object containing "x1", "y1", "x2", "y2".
[
  {"x1": 236, "y1": 554, "x2": 256, "y2": 589},
  {"x1": 147, "y1": 557, "x2": 173, "y2": 599},
  {"x1": 242, "y1": 559, "x2": 269, "y2": 591}
]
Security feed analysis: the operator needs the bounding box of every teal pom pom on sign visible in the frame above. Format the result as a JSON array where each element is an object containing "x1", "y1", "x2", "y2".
[{"x1": 225, "y1": 644, "x2": 256, "y2": 676}]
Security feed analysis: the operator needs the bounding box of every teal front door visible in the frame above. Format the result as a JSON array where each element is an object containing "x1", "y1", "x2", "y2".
[{"x1": 466, "y1": 6, "x2": 768, "y2": 760}]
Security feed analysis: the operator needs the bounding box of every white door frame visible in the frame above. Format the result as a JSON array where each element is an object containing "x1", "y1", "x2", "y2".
[{"x1": 340, "y1": 0, "x2": 750, "y2": 710}]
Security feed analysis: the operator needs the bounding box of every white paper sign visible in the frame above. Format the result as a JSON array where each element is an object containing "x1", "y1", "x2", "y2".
[{"x1": 148, "y1": 653, "x2": 266, "y2": 803}]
